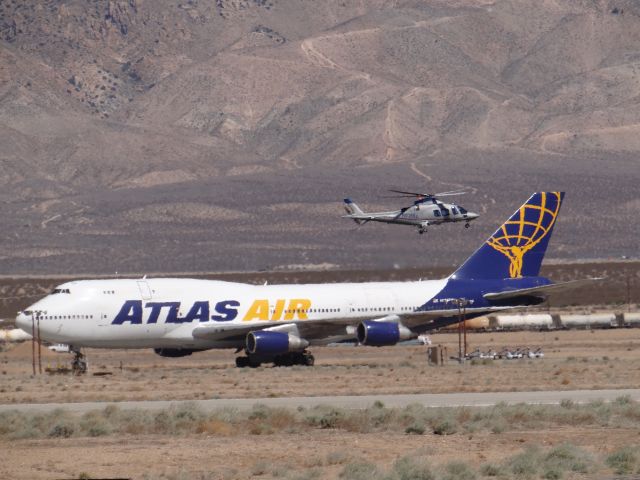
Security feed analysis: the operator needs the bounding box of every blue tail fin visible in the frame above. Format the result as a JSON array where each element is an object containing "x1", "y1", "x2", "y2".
[{"x1": 453, "y1": 192, "x2": 565, "y2": 280}]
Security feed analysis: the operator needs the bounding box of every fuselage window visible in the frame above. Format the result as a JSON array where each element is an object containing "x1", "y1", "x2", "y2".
[
  {"x1": 433, "y1": 210, "x2": 441, "y2": 217},
  {"x1": 452, "y1": 207, "x2": 459, "y2": 215}
]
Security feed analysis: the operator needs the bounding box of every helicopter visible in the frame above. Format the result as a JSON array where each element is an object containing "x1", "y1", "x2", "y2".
[{"x1": 342, "y1": 189, "x2": 479, "y2": 235}]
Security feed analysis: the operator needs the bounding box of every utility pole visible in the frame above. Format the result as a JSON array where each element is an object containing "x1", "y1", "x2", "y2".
[
  {"x1": 31, "y1": 311, "x2": 44, "y2": 375},
  {"x1": 31, "y1": 313, "x2": 36, "y2": 375},
  {"x1": 36, "y1": 312, "x2": 42, "y2": 374},
  {"x1": 456, "y1": 298, "x2": 468, "y2": 363}
]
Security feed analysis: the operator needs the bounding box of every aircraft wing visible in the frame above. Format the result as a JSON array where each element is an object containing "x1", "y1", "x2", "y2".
[
  {"x1": 483, "y1": 278, "x2": 604, "y2": 301},
  {"x1": 190, "y1": 306, "x2": 506, "y2": 344},
  {"x1": 396, "y1": 306, "x2": 512, "y2": 329},
  {"x1": 192, "y1": 318, "x2": 357, "y2": 344}
]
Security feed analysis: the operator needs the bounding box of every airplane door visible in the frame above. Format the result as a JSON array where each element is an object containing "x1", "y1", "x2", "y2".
[{"x1": 137, "y1": 280, "x2": 152, "y2": 300}]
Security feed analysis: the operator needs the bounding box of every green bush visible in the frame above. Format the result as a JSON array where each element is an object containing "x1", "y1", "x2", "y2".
[
  {"x1": 543, "y1": 443, "x2": 593, "y2": 475},
  {"x1": 507, "y1": 446, "x2": 540, "y2": 478},
  {"x1": 405, "y1": 422, "x2": 425, "y2": 435},
  {"x1": 305, "y1": 406, "x2": 345, "y2": 429},
  {"x1": 479, "y1": 463, "x2": 503, "y2": 477},
  {"x1": 559, "y1": 399, "x2": 574, "y2": 409},
  {"x1": 339, "y1": 461, "x2": 380, "y2": 480},
  {"x1": 441, "y1": 461, "x2": 476, "y2": 480},
  {"x1": 389, "y1": 455, "x2": 435, "y2": 480},
  {"x1": 80, "y1": 411, "x2": 112, "y2": 437},
  {"x1": 432, "y1": 416, "x2": 458, "y2": 435},
  {"x1": 48, "y1": 421, "x2": 74, "y2": 438},
  {"x1": 606, "y1": 446, "x2": 639, "y2": 474},
  {"x1": 400, "y1": 404, "x2": 431, "y2": 430},
  {"x1": 614, "y1": 395, "x2": 632, "y2": 406},
  {"x1": 290, "y1": 468, "x2": 322, "y2": 480},
  {"x1": 153, "y1": 410, "x2": 174, "y2": 434}
]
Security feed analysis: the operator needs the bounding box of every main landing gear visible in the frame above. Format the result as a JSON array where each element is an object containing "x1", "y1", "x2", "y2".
[
  {"x1": 235, "y1": 350, "x2": 315, "y2": 368},
  {"x1": 418, "y1": 227, "x2": 427, "y2": 235},
  {"x1": 70, "y1": 346, "x2": 87, "y2": 375}
]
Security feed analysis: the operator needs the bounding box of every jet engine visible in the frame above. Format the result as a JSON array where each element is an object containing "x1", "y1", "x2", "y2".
[
  {"x1": 356, "y1": 321, "x2": 412, "y2": 346},
  {"x1": 153, "y1": 348, "x2": 202, "y2": 357},
  {"x1": 246, "y1": 331, "x2": 309, "y2": 356}
]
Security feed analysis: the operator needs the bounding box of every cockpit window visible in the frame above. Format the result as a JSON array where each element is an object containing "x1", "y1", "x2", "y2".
[
  {"x1": 459, "y1": 207, "x2": 467, "y2": 214},
  {"x1": 51, "y1": 288, "x2": 71, "y2": 294},
  {"x1": 451, "y1": 207, "x2": 459, "y2": 215}
]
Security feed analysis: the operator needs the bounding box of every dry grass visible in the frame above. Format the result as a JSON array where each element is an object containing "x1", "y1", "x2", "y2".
[{"x1": 3, "y1": 397, "x2": 640, "y2": 441}]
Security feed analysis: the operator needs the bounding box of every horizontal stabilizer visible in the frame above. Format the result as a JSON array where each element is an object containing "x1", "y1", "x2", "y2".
[
  {"x1": 483, "y1": 278, "x2": 605, "y2": 301},
  {"x1": 343, "y1": 198, "x2": 368, "y2": 225}
]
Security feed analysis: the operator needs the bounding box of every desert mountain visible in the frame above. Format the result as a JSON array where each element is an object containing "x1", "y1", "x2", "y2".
[{"x1": 0, "y1": 0, "x2": 638, "y2": 274}]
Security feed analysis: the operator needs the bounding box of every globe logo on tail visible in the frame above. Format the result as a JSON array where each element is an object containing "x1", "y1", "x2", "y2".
[{"x1": 486, "y1": 192, "x2": 562, "y2": 278}]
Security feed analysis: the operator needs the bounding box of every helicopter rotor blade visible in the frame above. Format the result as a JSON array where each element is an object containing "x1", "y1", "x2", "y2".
[
  {"x1": 388, "y1": 189, "x2": 433, "y2": 197},
  {"x1": 380, "y1": 194, "x2": 424, "y2": 199},
  {"x1": 433, "y1": 190, "x2": 467, "y2": 197}
]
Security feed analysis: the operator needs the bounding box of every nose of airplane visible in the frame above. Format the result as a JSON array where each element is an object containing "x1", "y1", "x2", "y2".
[{"x1": 15, "y1": 311, "x2": 33, "y2": 334}]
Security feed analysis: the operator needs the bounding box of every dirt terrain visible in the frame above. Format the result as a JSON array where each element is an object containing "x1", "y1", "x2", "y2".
[
  {"x1": 3, "y1": 329, "x2": 640, "y2": 404},
  {"x1": 2, "y1": 328, "x2": 640, "y2": 479},
  {"x1": 1, "y1": 1, "x2": 639, "y2": 274}
]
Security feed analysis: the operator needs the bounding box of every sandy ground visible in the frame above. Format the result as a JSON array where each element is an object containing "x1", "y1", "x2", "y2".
[
  {"x1": 2, "y1": 329, "x2": 639, "y2": 404},
  {"x1": 2, "y1": 428, "x2": 637, "y2": 480},
  {"x1": 1, "y1": 328, "x2": 640, "y2": 479}
]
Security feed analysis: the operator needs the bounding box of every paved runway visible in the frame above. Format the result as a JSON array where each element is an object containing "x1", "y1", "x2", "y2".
[{"x1": 1, "y1": 389, "x2": 639, "y2": 415}]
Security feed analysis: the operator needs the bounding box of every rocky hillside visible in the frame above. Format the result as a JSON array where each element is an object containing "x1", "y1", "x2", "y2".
[{"x1": 0, "y1": 0, "x2": 638, "y2": 274}]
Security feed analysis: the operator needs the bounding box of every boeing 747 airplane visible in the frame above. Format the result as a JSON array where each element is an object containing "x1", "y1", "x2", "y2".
[{"x1": 16, "y1": 192, "x2": 592, "y2": 368}]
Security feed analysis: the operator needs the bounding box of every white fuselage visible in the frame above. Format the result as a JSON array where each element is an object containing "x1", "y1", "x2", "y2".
[{"x1": 15, "y1": 277, "x2": 447, "y2": 349}]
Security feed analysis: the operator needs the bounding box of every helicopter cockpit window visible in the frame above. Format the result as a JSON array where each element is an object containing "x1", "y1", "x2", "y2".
[
  {"x1": 459, "y1": 207, "x2": 468, "y2": 214},
  {"x1": 451, "y1": 207, "x2": 459, "y2": 215},
  {"x1": 51, "y1": 288, "x2": 71, "y2": 294},
  {"x1": 441, "y1": 209, "x2": 450, "y2": 216}
]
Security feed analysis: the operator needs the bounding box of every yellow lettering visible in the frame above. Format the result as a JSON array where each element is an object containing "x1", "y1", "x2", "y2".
[
  {"x1": 271, "y1": 299, "x2": 285, "y2": 321},
  {"x1": 243, "y1": 299, "x2": 270, "y2": 321},
  {"x1": 284, "y1": 299, "x2": 312, "y2": 320}
]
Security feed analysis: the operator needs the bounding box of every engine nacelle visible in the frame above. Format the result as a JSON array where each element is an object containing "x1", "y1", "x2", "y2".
[
  {"x1": 153, "y1": 348, "x2": 200, "y2": 358},
  {"x1": 357, "y1": 321, "x2": 413, "y2": 346},
  {"x1": 246, "y1": 331, "x2": 309, "y2": 356}
]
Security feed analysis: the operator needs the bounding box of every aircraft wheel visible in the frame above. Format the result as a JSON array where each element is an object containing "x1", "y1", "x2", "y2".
[
  {"x1": 71, "y1": 348, "x2": 88, "y2": 375},
  {"x1": 303, "y1": 353, "x2": 315, "y2": 366},
  {"x1": 248, "y1": 357, "x2": 262, "y2": 368},
  {"x1": 235, "y1": 356, "x2": 250, "y2": 368},
  {"x1": 465, "y1": 223, "x2": 470, "y2": 228},
  {"x1": 274, "y1": 354, "x2": 294, "y2": 367}
]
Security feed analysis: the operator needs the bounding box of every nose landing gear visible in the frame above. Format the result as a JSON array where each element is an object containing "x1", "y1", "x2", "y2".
[{"x1": 70, "y1": 347, "x2": 87, "y2": 375}]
